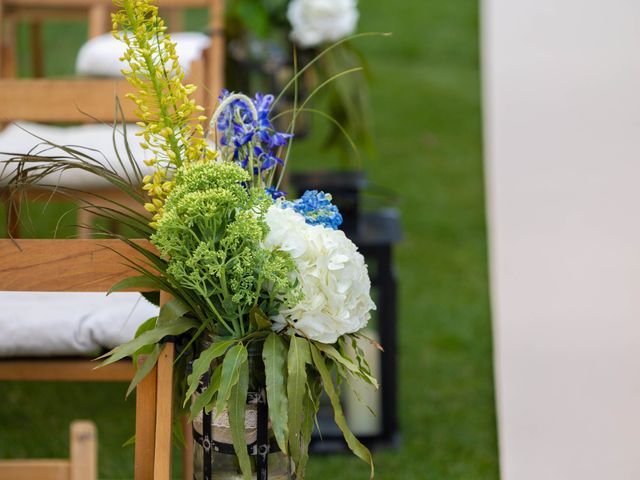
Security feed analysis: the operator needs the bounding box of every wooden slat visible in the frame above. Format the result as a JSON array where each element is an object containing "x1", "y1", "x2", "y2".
[
  {"x1": 0, "y1": 460, "x2": 70, "y2": 480},
  {"x1": 0, "y1": 239, "x2": 155, "y2": 292},
  {"x1": 208, "y1": 0, "x2": 225, "y2": 107},
  {"x1": 0, "y1": 359, "x2": 135, "y2": 381},
  {"x1": 153, "y1": 342, "x2": 175, "y2": 480},
  {"x1": 135, "y1": 356, "x2": 157, "y2": 480},
  {"x1": 0, "y1": 78, "x2": 138, "y2": 122},
  {"x1": 70, "y1": 421, "x2": 97, "y2": 480}
]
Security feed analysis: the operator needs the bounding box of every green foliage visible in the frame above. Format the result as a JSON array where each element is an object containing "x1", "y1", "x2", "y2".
[
  {"x1": 286, "y1": 335, "x2": 311, "y2": 469},
  {"x1": 310, "y1": 343, "x2": 374, "y2": 479},
  {"x1": 214, "y1": 343, "x2": 248, "y2": 420},
  {"x1": 228, "y1": 354, "x2": 252, "y2": 479},
  {"x1": 185, "y1": 339, "x2": 236, "y2": 401},
  {"x1": 262, "y1": 333, "x2": 289, "y2": 453},
  {"x1": 151, "y1": 161, "x2": 300, "y2": 338}
]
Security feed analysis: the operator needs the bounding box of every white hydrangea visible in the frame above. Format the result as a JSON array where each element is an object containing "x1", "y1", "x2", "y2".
[
  {"x1": 287, "y1": 0, "x2": 359, "y2": 48},
  {"x1": 263, "y1": 205, "x2": 375, "y2": 344}
]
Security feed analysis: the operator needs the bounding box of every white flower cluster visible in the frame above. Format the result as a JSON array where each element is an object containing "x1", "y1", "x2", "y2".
[
  {"x1": 287, "y1": 0, "x2": 359, "y2": 48},
  {"x1": 264, "y1": 205, "x2": 375, "y2": 344}
]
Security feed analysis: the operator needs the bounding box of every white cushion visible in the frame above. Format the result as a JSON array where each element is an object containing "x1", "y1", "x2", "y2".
[
  {"x1": 0, "y1": 121, "x2": 152, "y2": 188},
  {"x1": 76, "y1": 32, "x2": 211, "y2": 78},
  {"x1": 0, "y1": 292, "x2": 159, "y2": 357}
]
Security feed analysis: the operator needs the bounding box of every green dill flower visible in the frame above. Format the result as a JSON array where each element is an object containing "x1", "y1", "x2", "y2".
[{"x1": 152, "y1": 161, "x2": 300, "y2": 337}]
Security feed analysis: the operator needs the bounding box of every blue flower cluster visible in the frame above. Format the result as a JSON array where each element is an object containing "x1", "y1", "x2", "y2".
[
  {"x1": 216, "y1": 90, "x2": 292, "y2": 179},
  {"x1": 283, "y1": 190, "x2": 343, "y2": 230}
]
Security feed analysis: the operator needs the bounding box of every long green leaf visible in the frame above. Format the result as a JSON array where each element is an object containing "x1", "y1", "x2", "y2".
[
  {"x1": 184, "y1": 339, "x2": 236, "y2": 404},
  {"x1": 108, "y1": 275, "x2": 164, "y2": 295},
  {"x1": 158, "y1": 298, "x2": 191, "y2": 324},
  {"x1": 298, "y1": 372, "x2": 322, "y2": 478},
  {"x1": 132, "y1": 316, "x2": 159, "y2": 361},
  {"x1": 214, "y1": 343, "x2": 248, "y2": 420},
  {"x1": 250, "y1": 306, "x2": 272, "y2": 331},
  {"x1": 263, "y1": 333, "x2": 289, "y2": 454},
  {"x1": 97, "y1": 316, "x2": 197, "y2": 366},
  {"x1": 287, "y1": 336, "x2": 310, "y2": 465},
  {"x1": 310, "y1": 344, "x2": 374, "y2": 479},
  {"x1": 228, "y1": 355, "x2": 251, "y2": 480},
  {"x1": 189, "y1": 364, "x2": 222, "y2": 419},
  {"x1": 126, "y1": 344, "x2": 161, "y2": 397},
  {"x1": 316, "y1": 342, "x2": 378, "y2": 388}
]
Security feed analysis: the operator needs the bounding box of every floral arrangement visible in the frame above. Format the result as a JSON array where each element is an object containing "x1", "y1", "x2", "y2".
[
  {"x1": 224, "y1": 0, "x2": 374, "y2": 166},
  {"x1": 5, "y1": 0, "x2": 379, "y2": 478},
  {"x1": 287, "y1": 0, "x2": 359, "y2": 48}
]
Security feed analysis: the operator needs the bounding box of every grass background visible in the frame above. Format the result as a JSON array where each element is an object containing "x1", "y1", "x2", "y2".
[{"x1": 0, "y1": 0, "x2": 499, "y2": 478}]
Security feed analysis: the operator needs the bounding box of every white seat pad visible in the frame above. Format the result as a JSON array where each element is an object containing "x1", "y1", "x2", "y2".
[
  {"x1": 0, "y1": 121, "x2": 151, "y2": 188},
  {"x1": 76, "y1": 32, "x2": 211, "y2": 78},
  {"x1": 0, "y1": 292, "x2": 159, "y2": 357}
]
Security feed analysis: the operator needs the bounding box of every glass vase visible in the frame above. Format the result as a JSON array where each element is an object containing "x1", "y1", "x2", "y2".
[{"x1": 191, "y1": 340, "x2": 294, "y2": 480}]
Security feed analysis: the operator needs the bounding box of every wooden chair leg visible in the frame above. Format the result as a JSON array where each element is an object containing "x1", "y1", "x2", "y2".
[
  {"x1": 70, "y1": 420, "x2": 97, "y2": 480},
  {"x1": 77, "y1": 207, "x2": 94, "y2": 239},
  {"x1": 135, "y1": 359, "x2": 157, "y2": 480},
  {"x1": 154, "y1": 341, "x2": 175, "y2": 480},
  {"x1": 29, "y1": 21, "x2": 44, "y2": 78}
]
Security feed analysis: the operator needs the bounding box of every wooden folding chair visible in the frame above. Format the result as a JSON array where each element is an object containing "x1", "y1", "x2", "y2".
[
  {"x1": 0, "y1": 55, "x2": 207, "y2": 237},
  {"x1": 0, "y1": 420, "x2": 98, "y2": 480},
  {"x1": 0, "y1": 0, "x2": 225, "y2": 109},
  {"x1": 0, "y1": 238, "x2": 177, "y2": 480}
]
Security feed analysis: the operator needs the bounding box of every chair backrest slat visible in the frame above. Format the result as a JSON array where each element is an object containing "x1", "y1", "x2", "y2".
[
  {"x1": 0, "y1": 79, "x2": 139, "y2": 123},
  {"x1": 0, "y1": 239, "x2": 155, "y2": 292}
]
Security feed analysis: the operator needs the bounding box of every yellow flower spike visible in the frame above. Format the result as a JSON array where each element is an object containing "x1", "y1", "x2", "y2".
[
  {"x1": 144, "y1": 203, "x2": 156, "y2": 213},
  {"x1": 113, "y1": 0, "x2": 215, "y2": 227}
]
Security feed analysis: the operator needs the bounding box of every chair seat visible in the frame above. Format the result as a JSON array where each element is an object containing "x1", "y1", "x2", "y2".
[
  {"x1": 76, "y1": 32, "x2": 211, "y2": 78},
  {"x1": 0, "y1": 121, "x2": 151, "y2": 187},
  {"x1": 0, "y1": 292, "x2": 158, "y2": 357}
]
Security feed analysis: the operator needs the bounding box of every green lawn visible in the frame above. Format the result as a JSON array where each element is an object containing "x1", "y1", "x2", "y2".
[{"x1": 0, "y1": 0, "x2": 498, "y2": 478}]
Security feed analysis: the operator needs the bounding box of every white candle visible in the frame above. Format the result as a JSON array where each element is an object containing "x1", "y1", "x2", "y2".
[{"x1": 344, "y1": 328, "x2": 382, "y2": 436}]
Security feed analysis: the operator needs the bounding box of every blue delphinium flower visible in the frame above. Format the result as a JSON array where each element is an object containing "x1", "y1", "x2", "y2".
[
  {"x1": 266, "y1": 186, "x2": 287, "y2": 200},
  {"x1": 283, "y1": 190, "x2": 343, "y2": 230},
  {"x1": 216, "y1": 90, "x2": 292, "y2": 179}
]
